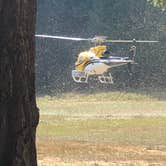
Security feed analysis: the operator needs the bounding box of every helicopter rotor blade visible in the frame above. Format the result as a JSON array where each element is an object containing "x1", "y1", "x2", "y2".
[
  {"x1": 104, "y1": 39, "x2": 159, "y2": 43},
  {"x1": 132, "y1": 40, "x2": 159, "y2": 43},
  {"x1": 35, "y1": 34, "x2": 92, "y2": 41},
  {"x1": 35, "y1": 35, "x2": 159, "y2": 43}
]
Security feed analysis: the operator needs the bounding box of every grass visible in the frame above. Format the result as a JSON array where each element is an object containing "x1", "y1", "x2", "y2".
[
  {"x1": 37, "y1": 115, "x2": 166, "y2": 163},
  {"x1": 37, "y1": 116, "x2": 166, "y2": 146},
  {"x1": 37, "y1": 91, "x2": 166, "y2": 117},
  {"x1": 36, "y1": 91, "x2": 166, "y2": 163}
]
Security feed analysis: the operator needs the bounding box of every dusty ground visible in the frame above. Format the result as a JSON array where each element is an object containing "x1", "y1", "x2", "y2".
[
  {"x1": 37, "y1": 140, "x2": 166, "y2": 166},
  {"x1": 38, "y1": 158, "x2": 166, "y2": 166}
]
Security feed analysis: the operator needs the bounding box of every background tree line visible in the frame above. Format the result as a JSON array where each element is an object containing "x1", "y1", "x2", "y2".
[{"x1": 36, "y1": 0, "x2": 166, "y2": 94}]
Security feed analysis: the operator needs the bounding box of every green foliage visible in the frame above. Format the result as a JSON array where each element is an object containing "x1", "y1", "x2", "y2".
[{"x1": 148, "y1": 0, "x2": 166, "y2": 8}]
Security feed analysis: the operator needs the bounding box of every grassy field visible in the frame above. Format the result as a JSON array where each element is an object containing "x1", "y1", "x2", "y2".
[
  {"x1": 37, "y1": 91, "x2": 166, "y2": 117},
  {"x1": 37, "y1": 91, "x2": 166, "y2": 165}
]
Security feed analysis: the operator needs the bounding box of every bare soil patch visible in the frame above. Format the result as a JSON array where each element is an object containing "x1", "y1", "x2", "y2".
[{"x1": 37, "y1": 139, "x2": 166, "y2": 166}]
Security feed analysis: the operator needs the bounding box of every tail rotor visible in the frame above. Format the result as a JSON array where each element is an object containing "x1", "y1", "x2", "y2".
[{"x1": 127, "y1": 45, "x2": 137, "y2": 75}]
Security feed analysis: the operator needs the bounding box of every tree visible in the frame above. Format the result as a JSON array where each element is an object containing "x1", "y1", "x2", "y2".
[
  {"x1": 0, "y1": 0, "x2": 39, "y2": 165},
  {"x1": 148, "y1": 0, "x2": 166, "y2": 8}
]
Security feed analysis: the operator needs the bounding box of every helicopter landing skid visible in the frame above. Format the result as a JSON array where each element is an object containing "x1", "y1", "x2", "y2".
[
  {"x1": 98, "y1": 73, "x2": 114, "y2": 84},
  {"x1": 72, "y1": 70, "x2": 88, "y2": 83}
]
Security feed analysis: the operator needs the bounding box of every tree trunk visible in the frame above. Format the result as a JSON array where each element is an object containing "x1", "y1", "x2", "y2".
[{"x1": 0, "y1": 0, "x2": 39, "y2": 165}]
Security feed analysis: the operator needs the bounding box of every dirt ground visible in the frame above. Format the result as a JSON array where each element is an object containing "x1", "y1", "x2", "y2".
[
  {"x1": 37, "y1": 140, "x2": 166, "y2": 166},
  {"x1": 38, "y1": 158, "x2": 165, "y2": 166}
]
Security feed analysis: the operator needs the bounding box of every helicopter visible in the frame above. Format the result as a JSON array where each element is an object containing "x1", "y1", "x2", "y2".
[{"x1": 35, "y1": 34, "x2": 159, "y2": 84}]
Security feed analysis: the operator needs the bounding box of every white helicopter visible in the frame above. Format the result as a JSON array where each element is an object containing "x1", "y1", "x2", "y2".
[{"x1": 36, "y1": 34, "x2": 158, "y2": 84}]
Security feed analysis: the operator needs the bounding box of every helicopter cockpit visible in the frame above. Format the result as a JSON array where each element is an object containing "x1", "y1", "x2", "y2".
[{"x1": 75, "y1": 45, "x2": 108, "y2": 71}]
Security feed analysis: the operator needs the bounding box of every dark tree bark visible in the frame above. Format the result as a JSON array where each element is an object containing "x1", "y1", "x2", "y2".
[{"x1": 0, "y1": 0, "x2": 39, "y2": 165}]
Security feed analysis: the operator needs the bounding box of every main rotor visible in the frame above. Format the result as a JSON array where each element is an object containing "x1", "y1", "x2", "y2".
[{"x1": 35, "y1": 34, "x2": 159, "y2": 44}]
